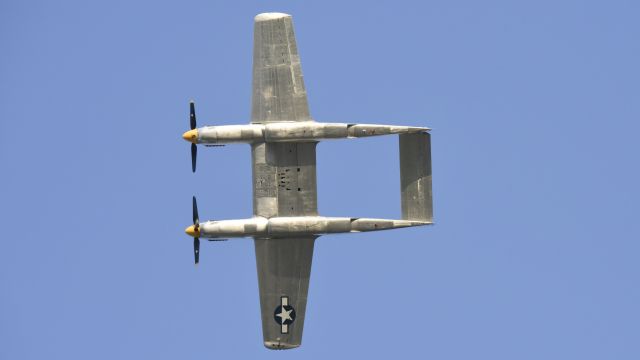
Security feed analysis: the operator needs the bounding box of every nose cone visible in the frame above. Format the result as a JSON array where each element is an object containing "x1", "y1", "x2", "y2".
[
  {"x1": 182, "y1": 129, "x2": 198, "y2": 143},
  {"x1": 185, "y1": 225, "x2": 200, "y2": 237}
]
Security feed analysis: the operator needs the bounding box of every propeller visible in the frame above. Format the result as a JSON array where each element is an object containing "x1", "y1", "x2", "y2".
[
  {"x1": 190, "y1": 101, "x2": 197, "y2": 173},
  {"x1": 187, "y1": 196, "x2": 227, "y2": 265},
  {"x1": 192, "y1": 196, "x2": 200, "y2": 265},
  {"x1": 190, "y1": 101, "x2": 197, "y2": 130}
]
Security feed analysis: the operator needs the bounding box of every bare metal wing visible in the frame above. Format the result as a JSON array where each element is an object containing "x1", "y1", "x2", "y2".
[
  {"x1": 250, "y1": 14, "x2": 317, "y2": 347},
  {"x1": 254, "y1": 237, "x2": 316, "y2": 349},
  {"x1": 251, "y1": 139, "x2": 318, "y2": 349},
  {"x1": 251, "y1": 13, "x2": 311, "y2": 123}
]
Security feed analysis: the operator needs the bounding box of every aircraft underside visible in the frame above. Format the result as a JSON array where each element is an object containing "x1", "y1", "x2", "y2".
[{"x1": 181, "y1": 12, "x2": 432, "y2": 350}]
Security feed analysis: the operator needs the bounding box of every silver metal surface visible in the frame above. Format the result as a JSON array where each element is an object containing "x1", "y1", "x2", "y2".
[
  {"x1": 348, "y1": 124, "x2": 430, "y2": 137},
  {"x1": 252, "y1": 142, "x2": 318, "y2": 219},
  {"x1": 400, "y1": 132, "x2": 433, "y2": 222},
  {"x1": 195, "y1": 122, "x2": 429, "y2": 144},
  {"x1": 251, "y1": 13, "x2": 310, "y2": 124},
  {"x1": 198, "y1": 216, "x2": 427, "y2": 239},
  {"x1": 254, "y1": 236, "x2": 315, "y2": 350},
  {"x1": 197, "y1": 125, "x2": 264, "y2": 144},
  {"x1": 264, "y1": 122, "x2": 347, "y2": 142},
  {"x1": 251, "y1": 20, "x2": 319, "y2": 346},
  {"x1": 185, "y1": 12, "x2": 433, "y2": 350}
]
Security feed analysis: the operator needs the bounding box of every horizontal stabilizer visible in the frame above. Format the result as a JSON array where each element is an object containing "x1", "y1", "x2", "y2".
[{"x1": 399, "y1": 132, "x2": 433, "y2": 222}]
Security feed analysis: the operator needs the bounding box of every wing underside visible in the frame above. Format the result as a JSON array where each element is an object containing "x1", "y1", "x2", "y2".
[
  {"x1": 251, "y1": 141, "x2": 318, "y2": 349},
  {"x1": 251, "y1": 13, "x2": 311, "y2": 123},
  {"x1": 254, "y1": 236, "x2": 316, "y2": 349},
  {"x1": 251, "y1": 13, "x2": 318, "y2": 350}
]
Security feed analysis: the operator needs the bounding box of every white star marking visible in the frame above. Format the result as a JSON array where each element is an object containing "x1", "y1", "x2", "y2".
[
  {"x1": 276, "y1": 307, "x2": 293, "y2": 324},
  {"x1": 275, "y1": 296, "x2": 294, "y2": 334}
]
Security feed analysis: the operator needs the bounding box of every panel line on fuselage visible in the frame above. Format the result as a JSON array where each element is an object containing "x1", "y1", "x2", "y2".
[{"x1": 252, "y1": 141, "x2": 318, "y2": 218}]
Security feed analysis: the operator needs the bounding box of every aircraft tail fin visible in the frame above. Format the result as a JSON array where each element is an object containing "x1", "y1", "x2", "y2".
[{"x1": 399, "y1": 132, "x2": 433, "y2": 222}]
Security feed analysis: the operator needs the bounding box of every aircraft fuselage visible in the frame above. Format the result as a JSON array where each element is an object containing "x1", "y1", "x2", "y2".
[
  {"x1": 183, "y1": 121, "x2": 429, "y2": 145},
  {"x1": 187, "y1": 216, "x2": 428, "y2": 239}
]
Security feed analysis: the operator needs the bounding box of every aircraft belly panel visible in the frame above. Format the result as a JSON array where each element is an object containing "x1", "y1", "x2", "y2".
[{"x1": 252, "y1": 142, "x2": 318, "y2": 218}]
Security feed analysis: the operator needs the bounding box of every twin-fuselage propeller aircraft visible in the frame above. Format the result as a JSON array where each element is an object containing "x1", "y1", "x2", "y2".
[{"x1": 182, "y1": 13, "x2": 433, "y2": 350}]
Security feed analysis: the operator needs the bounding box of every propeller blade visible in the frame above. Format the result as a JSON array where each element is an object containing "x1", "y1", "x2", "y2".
[
  {"x1": 194, "y1": 237, "x2": 200, "y2": 265},
  {"x1": 192, "y1": 196, "x2": 199, "y2": 227},
  {"x1": 190, "y1": 101, "x2": 196, "y2": 130},
  {"x1": 191, "y1": 143, "x2": 197, "y2": 173}
]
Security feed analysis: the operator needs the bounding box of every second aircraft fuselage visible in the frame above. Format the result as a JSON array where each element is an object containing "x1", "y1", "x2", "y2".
[
  {"x1": 186, "y1": 216, "x2": 427, "y2": 239},
  {"x1": 182, "y1": 121, "x2": 429, "y2": 145}
]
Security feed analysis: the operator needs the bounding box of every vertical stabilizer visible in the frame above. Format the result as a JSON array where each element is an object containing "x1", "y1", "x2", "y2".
[{"x1": 399, "y1": 132, "x2": 433, "y2": 222}]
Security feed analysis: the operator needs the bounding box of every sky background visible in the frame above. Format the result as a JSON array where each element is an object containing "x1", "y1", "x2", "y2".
[{"x1": 1, "y1": 0, "x2": 639, "y2": 358}]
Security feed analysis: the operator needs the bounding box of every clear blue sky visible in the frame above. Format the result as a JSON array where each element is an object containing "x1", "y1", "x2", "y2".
[{"x1": 1, "y1": 0, "x2": 639, "y2": 358}]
